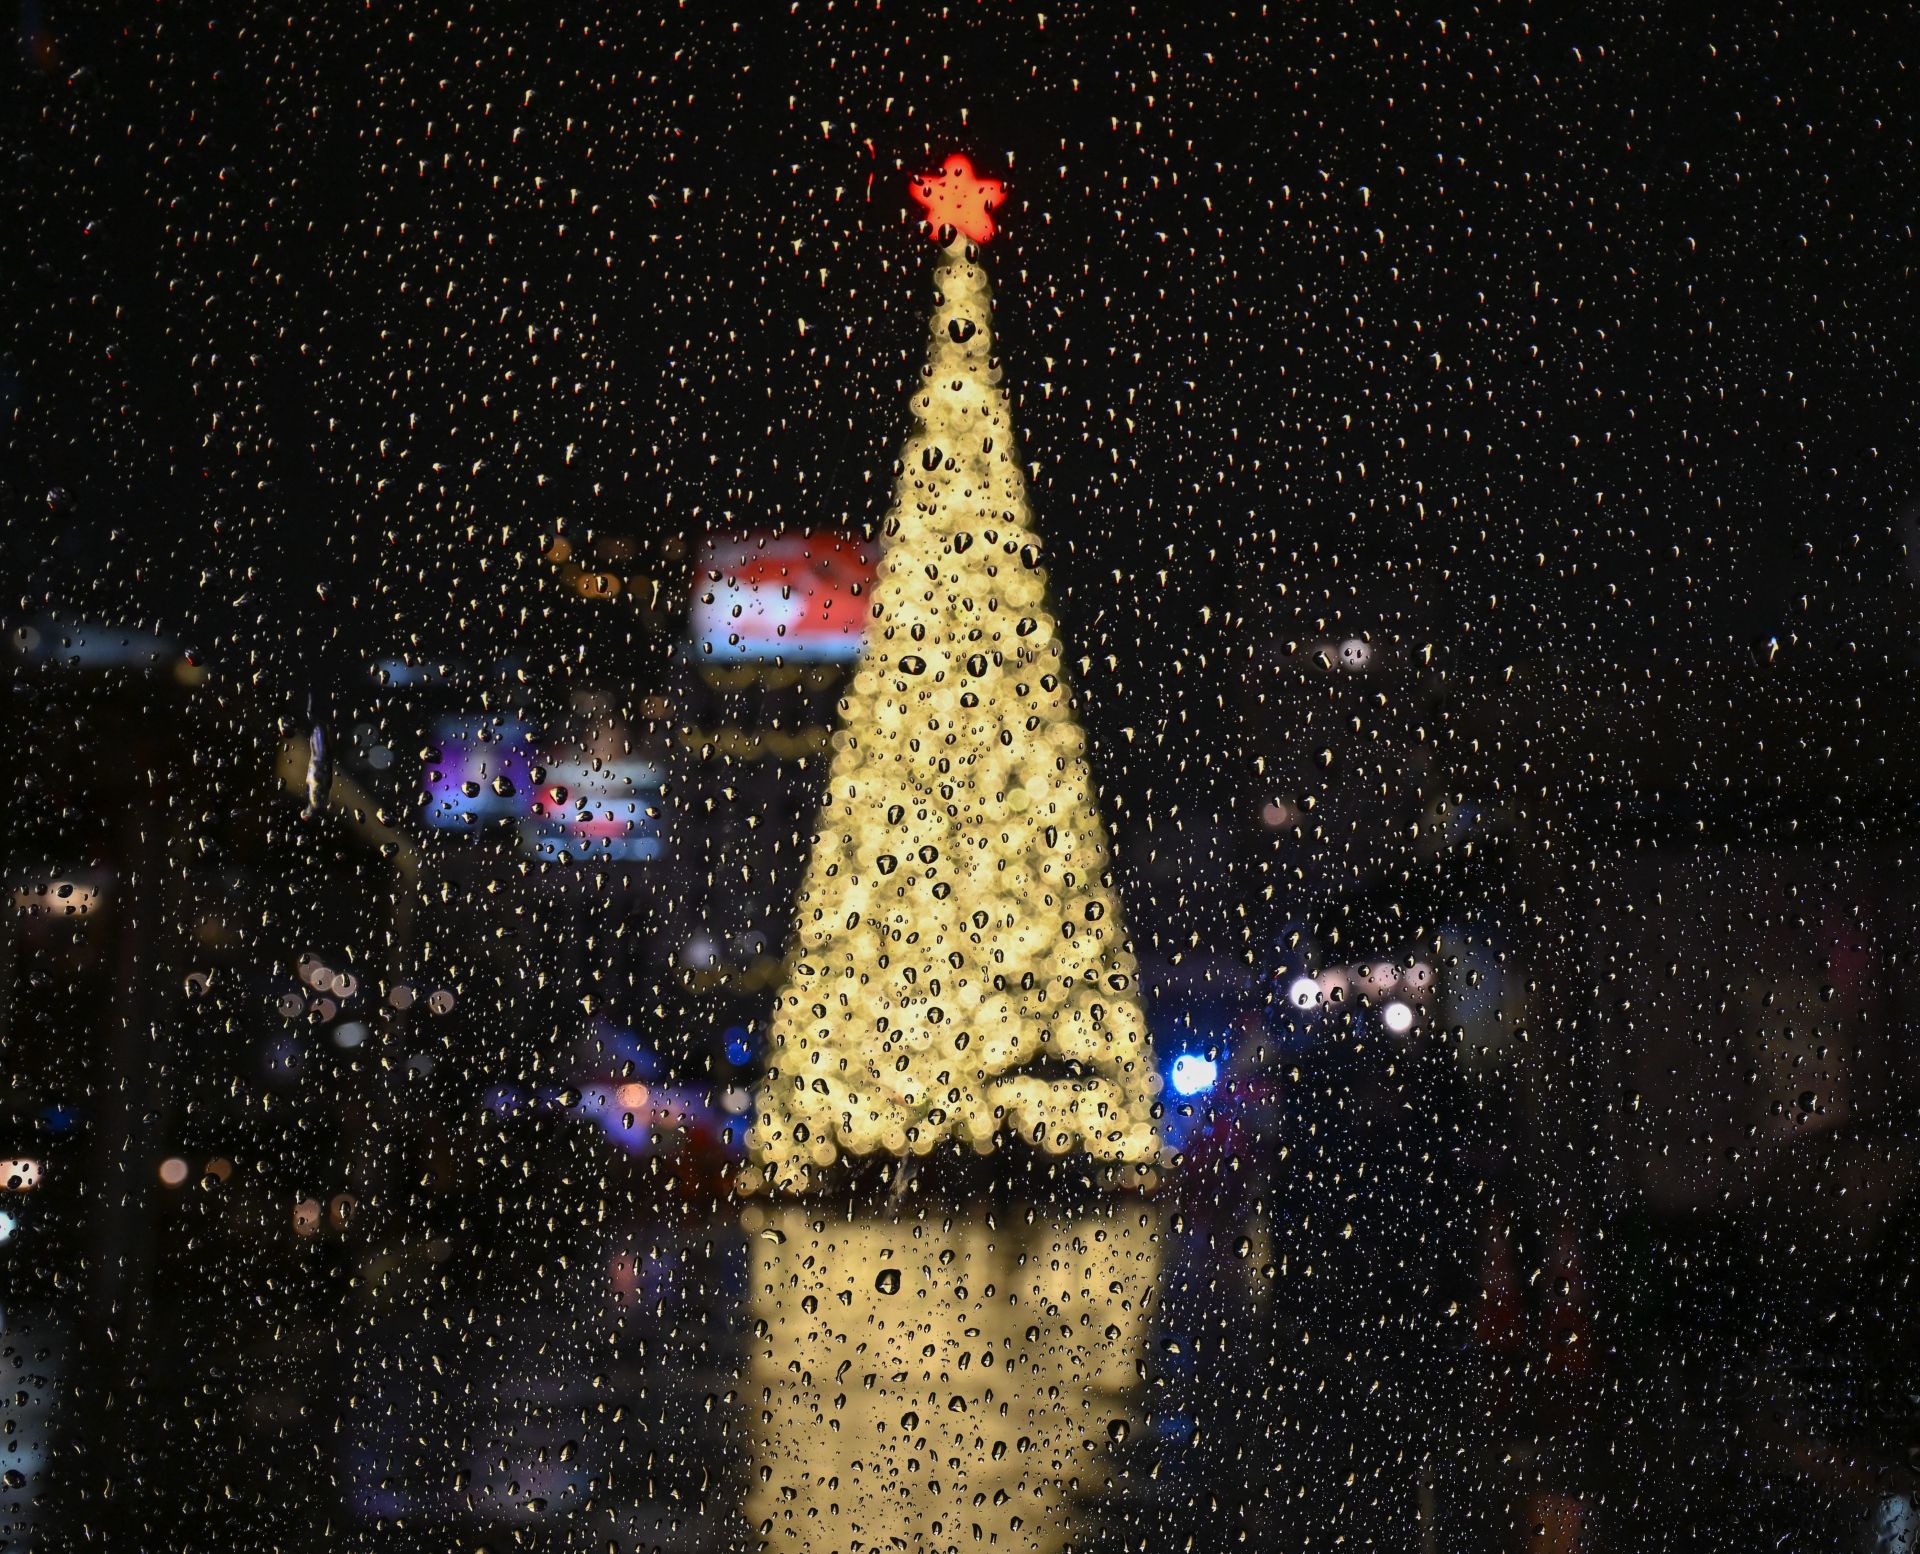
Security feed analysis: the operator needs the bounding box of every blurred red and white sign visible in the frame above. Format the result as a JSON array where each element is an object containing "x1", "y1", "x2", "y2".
[{"x1": 691, "y1": 532, "x2": 875, "y2": 662}]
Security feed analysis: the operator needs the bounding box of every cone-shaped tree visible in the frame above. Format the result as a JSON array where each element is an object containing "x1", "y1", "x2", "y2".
[{"x1": 748, "y1": 157, "x2": 1160, "y2": 1192}]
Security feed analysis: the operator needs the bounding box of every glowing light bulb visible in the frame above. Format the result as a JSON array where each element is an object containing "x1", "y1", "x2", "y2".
[{"x1": 1169, "y1": 1053, "x2": 1219, "y2": 1098}]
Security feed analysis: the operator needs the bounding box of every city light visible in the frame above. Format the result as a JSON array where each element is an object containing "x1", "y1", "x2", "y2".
[
  {"x1": 12, "y1": 880, "x2": 100, "y2": 917},
  {"x1": 1359, "y1": 962, "x2": 1398, "y2": 999},
  {"x1": 1382, "y1": 1000, "x2": 1416, "y2": 1035},
  {"x1": 1169, "y1": 1053, "x2": 1220, "y2": 1098},
  {"x1": 1287, "y1": 976, "x2": 1321, "y2": 1012},
  {"x1": 689, "y1": 532, "x2": 875, "y2": 663}
]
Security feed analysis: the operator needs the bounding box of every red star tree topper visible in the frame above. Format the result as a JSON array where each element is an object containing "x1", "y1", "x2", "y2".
[{"x1": 908, "y1": 153, "x2": 1006, "y2": 244}]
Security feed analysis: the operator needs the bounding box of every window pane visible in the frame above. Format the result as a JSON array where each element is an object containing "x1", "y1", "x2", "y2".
[{"x1": 8, "y1": 7, "x2": 1915, "y2": 1551}]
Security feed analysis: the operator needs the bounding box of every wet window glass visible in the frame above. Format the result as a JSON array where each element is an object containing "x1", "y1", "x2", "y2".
[{"x1": 8, "y1": 7, "x2": 1917, "y2": 1551}]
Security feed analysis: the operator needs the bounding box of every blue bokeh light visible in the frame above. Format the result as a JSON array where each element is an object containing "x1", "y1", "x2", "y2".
[{"x1": 1168, "y1": 1052, "x2": 1219, "y2": 1098}]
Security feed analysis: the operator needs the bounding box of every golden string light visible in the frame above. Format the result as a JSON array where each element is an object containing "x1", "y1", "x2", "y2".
[{"x1": 747, "y1": 199, "x2": 1160, "y2": 1192}]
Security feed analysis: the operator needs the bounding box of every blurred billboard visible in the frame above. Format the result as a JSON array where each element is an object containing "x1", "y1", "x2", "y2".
[{"x1": 690, "y1": 532, "x2": 874, "y2": 662}]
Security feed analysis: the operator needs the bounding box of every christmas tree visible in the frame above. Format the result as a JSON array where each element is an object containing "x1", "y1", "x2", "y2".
[{"x1": 747, "y1": 156, "x2": 1160, "y2": 1193}]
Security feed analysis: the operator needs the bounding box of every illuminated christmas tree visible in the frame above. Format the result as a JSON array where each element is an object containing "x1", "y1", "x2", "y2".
[{"x1": 748, "y1": 156, "x2": 1160, "y2": 1192}]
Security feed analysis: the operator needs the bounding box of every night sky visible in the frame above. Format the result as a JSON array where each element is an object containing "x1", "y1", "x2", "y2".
[{"x1": 11, "y1": 0, "x2": 1917, "y2": 810}]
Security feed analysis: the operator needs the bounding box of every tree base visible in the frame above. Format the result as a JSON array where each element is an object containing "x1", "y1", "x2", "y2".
[{"x1": 738, "y1": 1135, "x2": 1164, "y2": 1207}]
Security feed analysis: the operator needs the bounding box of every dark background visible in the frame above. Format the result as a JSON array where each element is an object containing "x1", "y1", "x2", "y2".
[{"x1": 14, "y1": 1, "x2": 1915, "y2": 742}]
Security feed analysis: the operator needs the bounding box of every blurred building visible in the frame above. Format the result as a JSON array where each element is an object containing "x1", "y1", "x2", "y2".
[{"x1": 0, "y1": 623, "x2": 411, "y2": 1546}]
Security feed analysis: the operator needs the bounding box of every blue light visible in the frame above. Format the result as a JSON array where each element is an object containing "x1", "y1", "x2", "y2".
[
  {"x1": 724, "y1": 1026, "x2": 754, "y2": 1066},
  {"x1": 596, "y1": 1025, "x2": 661, "y2": 1078},
  {"x1": 1168, "y1": 1052, "x2": 1219, "y2": 1098},
  {"x1": 39, "y1": 1103, "x2": 78, "y2": 1136},
  {"x1": 485, "y1": 1085, "x2": 528, "y2": 1117}
]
